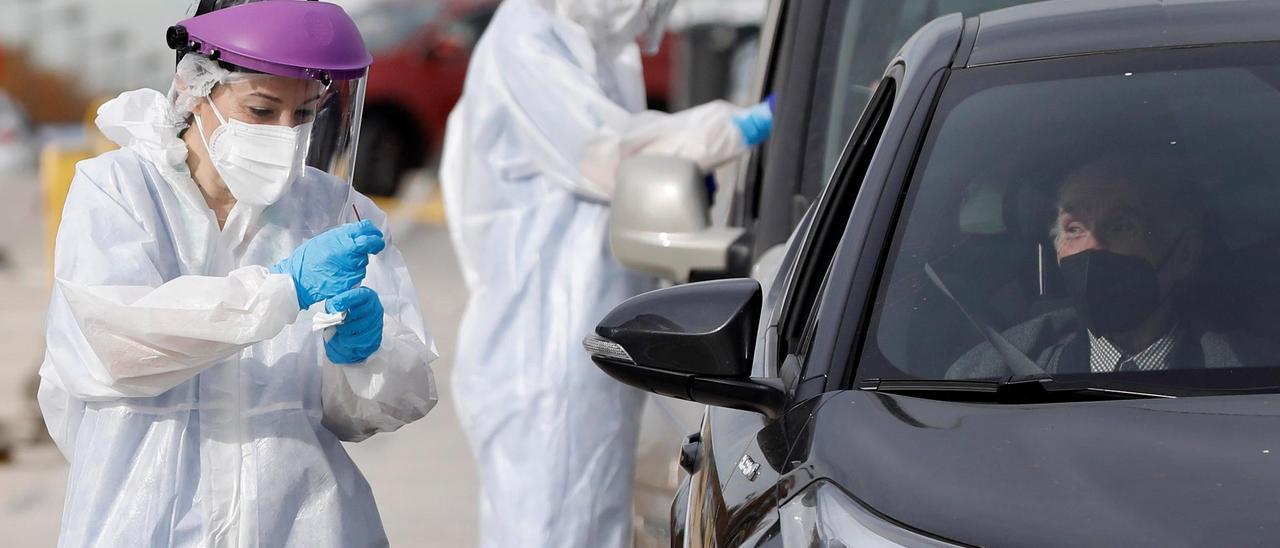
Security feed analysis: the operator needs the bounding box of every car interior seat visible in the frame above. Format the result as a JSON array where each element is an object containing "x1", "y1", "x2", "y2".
[{"x1": 897, "y1": 160, "x2": 1045, "y2": 378}]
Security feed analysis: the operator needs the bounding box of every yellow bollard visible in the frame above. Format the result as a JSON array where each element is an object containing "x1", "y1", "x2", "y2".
[
  {"x1": 40, "y1": 97, "x2": 114, "y2": 278},
  {"x1": 40, "y1": 143, "x2": 91, "y2": 278}
]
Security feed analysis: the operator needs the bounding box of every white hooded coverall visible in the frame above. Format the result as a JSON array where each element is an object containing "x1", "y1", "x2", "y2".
[
  {"x1": 440, "y1": 0, "x2": 759, "y2": 545},
  {"x1": 38, "y1": 88, "x2": 438, "y2": 547}
]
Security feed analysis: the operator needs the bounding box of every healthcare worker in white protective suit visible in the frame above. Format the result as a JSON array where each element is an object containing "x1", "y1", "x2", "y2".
[
  {"x1": 440, "y1": 0, "x2": 774, "y2": 545},
  {"x1": 37, "y1": 1, "x2": 438, "y2": 546}
]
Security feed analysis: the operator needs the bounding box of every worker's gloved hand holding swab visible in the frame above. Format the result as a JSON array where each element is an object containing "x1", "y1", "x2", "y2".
[
  {"x1": 321, "y1": 286, "x2": 385, "y2": 364},
  {"x1": 270, "y1": 220, "x2": 386, "y2": 309}
]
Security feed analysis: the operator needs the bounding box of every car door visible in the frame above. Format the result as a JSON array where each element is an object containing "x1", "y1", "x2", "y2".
[{"x1": 678, "y1": 72, "x2": 902, "y2": 547}]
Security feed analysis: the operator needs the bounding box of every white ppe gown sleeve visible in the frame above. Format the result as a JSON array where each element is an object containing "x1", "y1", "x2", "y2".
[
  {"x1": 578, "y1": 99, "x2": 752, "y2": 198},
  {"x1": 47, "y1": 166, "x2": 301, "y2": 401},
  {"x1": 492, "y1": 32, "x2": 750, "y2": 202},
  {"x1": 319, "y1": 199, "x2": 439, "y2": 442}
]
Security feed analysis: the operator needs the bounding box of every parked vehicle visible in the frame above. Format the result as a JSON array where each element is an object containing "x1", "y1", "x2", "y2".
[
  {"x1": 349, "y1": 0, "x2": 490, "y2": 196},
  {"x1": 350, "y1": 0, "x2": 675, "y2": 196},
  {"x1": 590, "y1": 0, "x2": 1280, "y2": 545}
]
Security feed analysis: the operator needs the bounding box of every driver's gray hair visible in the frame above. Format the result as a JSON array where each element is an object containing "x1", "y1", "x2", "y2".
[{"x1": 1049, "y1": 152, "x2": 1205, "y2": 245}]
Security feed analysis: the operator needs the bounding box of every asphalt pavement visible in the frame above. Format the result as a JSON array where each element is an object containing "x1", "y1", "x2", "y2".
[{"x1": 0, "y1": 170, "x2": 480, "y2": 546}]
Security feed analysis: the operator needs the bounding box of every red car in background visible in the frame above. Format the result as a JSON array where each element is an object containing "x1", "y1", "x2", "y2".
[{"x1": 352, "y1": 0, "x2": 674, "y2": 196}]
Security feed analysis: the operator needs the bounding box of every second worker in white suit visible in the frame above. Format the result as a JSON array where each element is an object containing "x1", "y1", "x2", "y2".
[{"x1": 439, "y1": 0, "x2": 774, "y2": 545}]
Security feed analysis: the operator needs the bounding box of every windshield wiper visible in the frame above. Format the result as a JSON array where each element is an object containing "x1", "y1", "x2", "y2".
[
  {"x1": 858, "y1": 376, "x2": 1176, "y2": 402},
  {"x1": 924, "y1": 263, "x2": 1047, "y2": 377}
]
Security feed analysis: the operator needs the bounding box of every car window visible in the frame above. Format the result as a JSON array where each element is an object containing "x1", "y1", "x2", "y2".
[
  {"x1": 803, "y1": 0, "x2": 1036, "y2": 202},
  {"x1": 779, "y1": 77, "x2": 896, "y2": 373},
  {"x1": 351, "y1": 3, "x2": 444, "y2": 53},
  {"x1": 856, "y1": 43, "x2": 1280, "y2": 394}
]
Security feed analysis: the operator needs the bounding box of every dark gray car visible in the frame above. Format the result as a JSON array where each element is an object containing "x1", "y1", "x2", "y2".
[{"x1": 590, "y1": 0, "x2": 1280, "y2": 545}]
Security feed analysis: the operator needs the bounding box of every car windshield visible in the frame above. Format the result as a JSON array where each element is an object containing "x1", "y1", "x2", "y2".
[
  {"x1": 351, "y1": 3, "x2": 443, "y2": 53},
  {"x1": 856, "y1": 43, "x2": 1280, "y2": 394}
]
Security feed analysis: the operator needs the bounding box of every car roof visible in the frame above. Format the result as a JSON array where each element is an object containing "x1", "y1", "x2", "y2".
[{"x1": 966, "y1": 0, "x2": 1280, "y2": 67}]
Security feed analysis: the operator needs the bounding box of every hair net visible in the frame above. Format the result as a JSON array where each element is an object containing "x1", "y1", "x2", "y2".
[{"x1": 166, "y1": 53, "x2": 256, "y2": 126}]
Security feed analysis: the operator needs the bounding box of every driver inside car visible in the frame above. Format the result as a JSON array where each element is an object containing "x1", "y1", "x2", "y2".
[{"x1": 947, "y1": 154, "x2": 1275, "y2": 378}]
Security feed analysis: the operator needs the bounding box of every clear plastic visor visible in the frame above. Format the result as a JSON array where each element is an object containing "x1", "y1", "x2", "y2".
[{"x1": 201, "y1": 72, "x2": 367, "y2": 184}]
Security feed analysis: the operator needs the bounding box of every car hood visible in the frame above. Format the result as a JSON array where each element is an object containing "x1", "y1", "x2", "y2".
[{"x1": 799, "y1": 390, "x2": 1280, "y2": 547}]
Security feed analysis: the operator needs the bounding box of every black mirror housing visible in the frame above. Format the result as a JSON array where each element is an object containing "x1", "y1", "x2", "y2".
[
  {"x1": 585, "y1": 279, "x2": 785, "y2": 418},
  {"x1": 598, "y1": 278, "x2": 762, "y2": 376}
]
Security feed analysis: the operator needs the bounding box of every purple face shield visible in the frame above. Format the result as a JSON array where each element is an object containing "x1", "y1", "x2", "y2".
[
  {"x1": 168, "y1": 0, "x2": 371, "y2": 85},
  {"x1": 167, "y1": 0, "x2": 373, "y2": 187}
]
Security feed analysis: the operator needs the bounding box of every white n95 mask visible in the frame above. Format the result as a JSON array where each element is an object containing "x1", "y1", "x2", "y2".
[{"x1": 194, "y1": 98, "x2": 312, "y2": 207}]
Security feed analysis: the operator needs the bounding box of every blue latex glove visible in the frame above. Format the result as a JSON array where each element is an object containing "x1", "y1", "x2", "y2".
[
  {"x1": 324, "y1": 287, "x2": 384, "y2": 365},
  {"x1": 732, "y1": 93, "x2": 775, "y2": 147},
  {"x1": 270, "y1": 220, "x2": 386, "y2": 309}
]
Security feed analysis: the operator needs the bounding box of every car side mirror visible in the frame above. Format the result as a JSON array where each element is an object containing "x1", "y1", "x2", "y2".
[
  {"x1": 610, "y1": 155, "x2": 745, "y2": 283},
  {"x1": 584, "y1": 278, "x2": 785, "y2": 418}
]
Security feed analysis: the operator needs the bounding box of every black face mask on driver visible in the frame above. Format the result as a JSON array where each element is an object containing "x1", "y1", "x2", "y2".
[{"x1": 1059, "y1": 248, "x2": 1168, "y2": 336}]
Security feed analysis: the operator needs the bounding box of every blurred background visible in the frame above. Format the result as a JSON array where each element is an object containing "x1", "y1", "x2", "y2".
[{"x1": 0, "y1": 0, "x2": 766, "y2": 545}]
